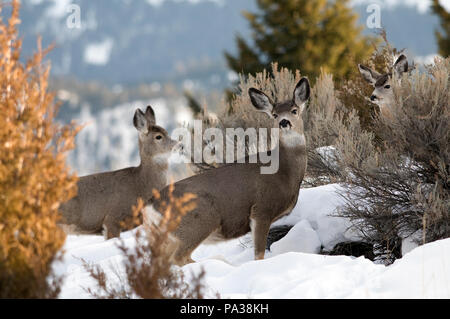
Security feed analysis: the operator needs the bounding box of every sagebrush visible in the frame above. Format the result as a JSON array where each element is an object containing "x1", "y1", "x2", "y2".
[{"x1": 336, "y1": 57, "x2": 449, "y2": 264}]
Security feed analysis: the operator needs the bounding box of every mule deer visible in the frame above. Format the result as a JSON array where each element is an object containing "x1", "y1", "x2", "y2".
[
  {"x1": 146, "y1": 78, "x2": 311, "y2": 265},
  {"x1": 358, "y1": 54, "x2": 410, "y2": 111},
  {"x1": 60, "y1": 106, "x2": 178, "y2": 239}
]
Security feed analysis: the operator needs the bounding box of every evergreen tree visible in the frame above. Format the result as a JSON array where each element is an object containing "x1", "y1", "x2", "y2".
[
  {"x1": 225, "y1": 0, "x2": 376, "y2": 81},
  {"x1": 431, "y1": 0, "x2": 450, "y2": 57}
]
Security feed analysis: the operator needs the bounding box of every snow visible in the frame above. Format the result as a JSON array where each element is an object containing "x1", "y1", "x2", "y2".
[
  {"x1": 272, "y1": 183, "x2": 360, "y2": 251},
  {"x1": 55, "y1": 183, "x2": 450, "y2": 299},
  {"x1": 190, "y1": 238, "x2": 450, "y2": 298},
  {"x1": 269, "y1": 220, "x2": 322, "y2": 255},
  {"x1": 83, "y1": 38, "x2": 114, "y2": 66}
]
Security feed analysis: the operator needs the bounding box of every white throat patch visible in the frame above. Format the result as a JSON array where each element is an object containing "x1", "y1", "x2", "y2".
[
  {"x1": 152, "y1": 152, "x2": 171, "y2": 165},
  {"x1": 280, "y1": 129, "x2": 306, "y2": 148}
]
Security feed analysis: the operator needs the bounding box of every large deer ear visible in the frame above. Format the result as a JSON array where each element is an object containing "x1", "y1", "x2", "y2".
[
  {"x1": 145, "y1": 105, "x2": 156, "y2": 125},
  {"x1": 393, "y1": 54, "x2": 408, "y2": 77},
  {"x1": 358, "y1": 64, "x2": 382, "y2": 85},
  {"x1": 133, "y1": 108, "x2": 148, "y2": 133},
  {"x1": 293, "y1": 77, "x2": 310, "y2": 113},
  {"x1": 248, "y1": 88, "x2": 274, "y2": 117}
]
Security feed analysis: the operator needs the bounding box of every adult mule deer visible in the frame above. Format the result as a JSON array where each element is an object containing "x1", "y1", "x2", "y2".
[
  {"x1": 147, "y1": 78, "x2": 311, "y2": 265},
  {"x1": 358, "y1": 54, "x2": 411, "y2": 113},
  {"x1": 60, "y1": 106, "x2": 178, "y2": 239}
]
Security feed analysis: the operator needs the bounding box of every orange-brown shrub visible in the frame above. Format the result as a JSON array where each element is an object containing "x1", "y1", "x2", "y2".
[{"x1": 0, "y1": 0, "x2": 79, "y2": 298}]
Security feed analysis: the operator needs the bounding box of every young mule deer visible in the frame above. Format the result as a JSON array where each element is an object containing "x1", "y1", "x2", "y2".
[
  {"x1": 147, "y1": 78, "x2": 311, "y2": 265},
  {"x1": 60, "y1": 106, "x2": 178, "y2": 239},
  {"x1": 358, "y1": 54, "x2": 410, "y2": 112}
]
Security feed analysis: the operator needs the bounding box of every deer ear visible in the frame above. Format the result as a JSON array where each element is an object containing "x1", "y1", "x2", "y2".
[
  {"x1": 145, "y1": 105, "x2": 156, "y2": 124},
  {"x1": 358, "y1": 64, "x2": 381, "y2": 85},
  {"x1": 293, "y1": 77, "x2": 310, "y2": 113},
  {"x1": 248, "y1": 88, "x2": 274, "y2": 116},
  {"x1": 133, "y1": 108, "x2": 148, "y2": 133},
  {"x1": 393, "y1": 54, "x2": 408, "y2": 77}
]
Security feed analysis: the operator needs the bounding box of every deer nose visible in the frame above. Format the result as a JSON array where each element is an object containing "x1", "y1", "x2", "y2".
[
  {"x1": 370, "y1": 95, "x2": 377, "y2": 101},
  {"x1": 279, "y1": 119, "x2": 291, "y2": 128}
]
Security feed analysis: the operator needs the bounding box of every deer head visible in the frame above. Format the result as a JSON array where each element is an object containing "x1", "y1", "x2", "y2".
[
  {"x1": 133, "y1": 105, "x2": 178, "y2": 164},
  {"x1": 358, "y1": 54, "x2": 409, "y2": 109},
  {"x1": 248, "y1": 77, "x2": 311, "y2": 148}
]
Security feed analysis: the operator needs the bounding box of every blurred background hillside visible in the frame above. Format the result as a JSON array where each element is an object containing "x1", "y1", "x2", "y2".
[{"x1": 8, "y1": 0, "x2": 449, "y2": 174}]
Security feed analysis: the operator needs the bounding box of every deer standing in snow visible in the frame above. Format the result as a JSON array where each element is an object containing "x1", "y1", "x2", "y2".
[
  {"x1": 146, "y1": 78, "x2": 311, "y2": 265},
  {"x1": 60, "y1": 106, "x2": 178, "y2": 239}
]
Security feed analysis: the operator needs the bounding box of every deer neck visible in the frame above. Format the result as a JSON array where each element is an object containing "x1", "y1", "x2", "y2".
[
  {"x1": 137, "y1": 155, "x2": 169, "y2": 197},
  {"x1": 278, "y1": 130, "x2": 307, "y2": 184}
]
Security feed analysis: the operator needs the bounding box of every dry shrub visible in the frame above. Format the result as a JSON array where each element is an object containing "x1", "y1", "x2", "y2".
[
  {"x1": 302, "y1": 70, "x2": 350, "y2": 187},
  {"x1": 84, "y1": 185, "x2": 207, "y2": 299},
  {"x1": 336, "y1": 57, "x2": 450, "y2": 264},
  {"x1": 0, "y1": 0, "x2": 79, "y2": 298}
]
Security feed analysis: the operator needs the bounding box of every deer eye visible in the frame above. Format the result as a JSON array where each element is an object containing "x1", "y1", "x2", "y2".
[
  {"x1": 155, "y1": 135, "x2": 162, "y2": 140},
  {"x1": 273, "y1": 114, "x2": 278, "y2": 119},
  {"x1": 291, "y1": 109, "x2": 298, "y2": 115},
  {"x1": 384, "y1": 85, "x2": 391, "y2": 89}
]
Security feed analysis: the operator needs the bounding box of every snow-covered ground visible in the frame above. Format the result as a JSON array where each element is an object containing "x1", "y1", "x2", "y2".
[{"x1": 55, "y1": 184, "x2": 450, "y2": 299}]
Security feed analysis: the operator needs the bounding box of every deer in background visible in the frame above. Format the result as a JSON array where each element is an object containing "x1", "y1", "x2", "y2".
[
  {"x1": 146, "y1": 78, "x2": 311, "y2": 266},
  {"x1": 358, "y1": 54, "x2": 411, "y2": 113},
  {"x1": 60, "y1": 106, "x2": 178, "y2": 239}
]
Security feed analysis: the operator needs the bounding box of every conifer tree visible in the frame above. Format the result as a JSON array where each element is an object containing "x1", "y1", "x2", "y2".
[
  {"x1": 431, "y1": 0, "x2": 450, "y2": 57},
  {"x1": 225, "y1": 0, "x2": 376, "y2": 81}
]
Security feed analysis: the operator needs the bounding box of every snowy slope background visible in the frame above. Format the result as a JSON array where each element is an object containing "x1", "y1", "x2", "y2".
[{"x1": 18, "y1": 0, "x2": 448, "y2": 87}]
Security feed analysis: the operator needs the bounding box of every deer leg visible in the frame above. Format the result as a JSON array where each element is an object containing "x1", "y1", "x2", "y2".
[
  {"x1": 172, "y1": 229, "x2": 212, "y2": 266},
  {"x1": 250, "y1": 217, "x2": 271, "y2": 260},
  {"x1": 103, "y1": 214, "x2": 120, "y2": 239},
  {"x1": 173, "y1": 252, "x2": 195, "y2": 267},
  {"x1": 156, "y1": 232, "x2": 195, "y2": 267},
  {"x1": 172, "y1": 216, "x2": 220, "y2": 266}
]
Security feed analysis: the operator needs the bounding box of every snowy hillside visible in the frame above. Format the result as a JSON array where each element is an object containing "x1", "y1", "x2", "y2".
[
  {"x1": 18, "y1": 0, "x2": 442, "y2": 86},
  {"x1": 55, "y1": 184, "x2": 450, "y2": 299}
]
